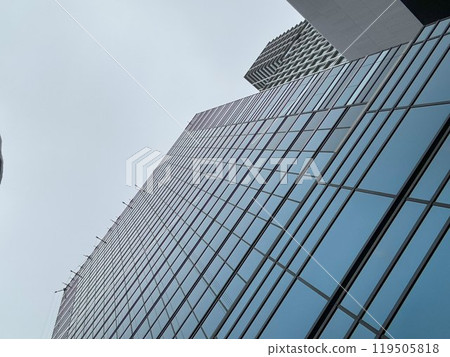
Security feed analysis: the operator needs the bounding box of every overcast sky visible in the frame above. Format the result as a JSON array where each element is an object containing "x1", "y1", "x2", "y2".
[{"x1": 0, "y1": 0, "x2": 301, "y2": 338}]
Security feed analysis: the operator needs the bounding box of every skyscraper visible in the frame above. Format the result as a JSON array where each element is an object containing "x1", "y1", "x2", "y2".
[
  {"x1": 53, "y1": 12, "x2": 450, "y2": 339},
  {"x1": 244, "y1": 20, "x2": 345, "y2": 91}
]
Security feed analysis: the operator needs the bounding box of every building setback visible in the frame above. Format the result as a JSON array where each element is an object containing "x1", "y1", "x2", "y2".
[{"x1": 53, "y1": 16, "x2": 450, "y2": 339}]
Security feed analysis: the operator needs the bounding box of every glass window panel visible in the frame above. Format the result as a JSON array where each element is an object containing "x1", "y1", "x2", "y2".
[
  {"x1": 430, "y1": 18, "x2": 450, "y2": 38},
  {"x1": 360, "y1": 104, "x2": 449, "y2": 195},
  {"x1": 280, "y1": 78, "x2": 312, "y2": 116},
  {"x1": 399, "y1": 35, "x2": 450, "y2": 106},
  {"x1": 267, "y1": 118, "x2": 284, "y2": 133},
  {"x1": 202, "y1": 303, "x2": 226, "y2": 338},
  {"x1": 266, "y1": 132, "x2": 286, "y2": 150},
  {"x1": 306, "y1": 111, "x2": 327, "y2": 130},
  {"x1": 228, "y1": 264, "x2": 283, "y2": 338},
  {"x1": 348, "y1": 51, "x2": 387, "y2": 105},
  {"x1": 291, "y1": 113, "x2": 311, "y2": 131},
  {"x1": 301, "y1": 191, "x2": 392, "y2": 296},
  {"x1": 415, "y1": 24, "x2": 436, "y2": 42},
  {"x1": 320, "y1": 309, "x2": 354, "y2": 339},
  {"x1": 238, "y1": 249, "x2": 264, "y2": 282},
  {"x1": 363, "y1": 206, "x2": 449, "y2": 328},
  {"x1": 410, "y1": 136, "x2": 450, "y2": 201},
  {"x1": 388, "y1": 230, "x2": 450, "y2": 338},
  {"x1": 243, "y1": 272, "x2": 293, "y2": 338},
  {"x1": 319, "y1": 108, "x2": 345, "y2": 129},
  {"x1": 338, "y1": 105, "x2": 365, "y2": 128},
  {"x1": 217, "y1": 261, "x2": 271, "y2": 338},
  {"x1": 323, "y1": 113, "x2": 374, "y2": 183},
  {"x1": 255, "y1": 224, "x2": 282, "y2": 254},
  {"x1": 291, "y1": 130, "x2": 314, "y2": 151},
  {"x1": 279, "y1": 115, "x2": 297, "y2": 132},
  {"x1": 437, "y1": 179, "x2": 450, "y2": 205},
  {"x1": 415, "y1": 42, "x2": 450, "y2": 105},
  {"x1": 332, "y1": 111, "x2": 388, "y2": 185},
  {"x1": 277, "y1": 131, "x2": 298, "y2": 151},
  {"x1": 304, "y1": 130, "x2": 329, "y2": 151},
  {"x1": 313, "y1": 152, "x2": 333, "y2": 173},
  {"x1": 260, "y1": 281, "x2": 327, "y2": 339},
  {"x1": 222, "y1": 274, "x2": 245, "y2": 308},
  {"x1": 383, "y1": 39, "x2": 438, "y2": 109},
  {"x1": 345, "y1": 109, "x2": 404, "y2": 188},
  {"x1": 370, "y1": 44, "x2": 420, "y2": 110},
  {"x1": 341, "y1": 201, "x2": 425, "y2": 314},
  {"x1": 322, "y1": 128, "x2": 348, "y2": 152},
  {"x1": 351, "y1": 324, "x2": 376, "y2": 338},
  {"x1": 273, "y1": 199, "x2": 299, "y2": 228},
  {"x1": 290, "y1": 188, "x2": 350, "y2": 273}
]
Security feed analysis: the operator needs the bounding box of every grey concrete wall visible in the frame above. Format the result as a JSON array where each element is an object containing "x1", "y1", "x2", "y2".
[{"x1": 287, "y1": 0, "x2": 422, "y2": 59}]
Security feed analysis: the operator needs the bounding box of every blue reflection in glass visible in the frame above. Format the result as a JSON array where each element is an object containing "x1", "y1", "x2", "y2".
[
  {"x1": 400, "y1": 35, "x2": 450, "y2": 106},
  {"x1": 260, "y1": 281, "x2": 327, "y2": 338},
  {"x1": 345, "y1": 109, "x2": 403, "y2": 188},
  {"x1": 320, "y1": 309, "x2": 354, "y2": 338},
  {"x1": 341, "y1": 201, "x2": 425, "y2": 314},
  {"x1": 411, "y1": 136, "x2": 450, "y2": 201},
  {"x1": 360, "y1": 104, "x2": 450, "y2": 195},
  {"x1": 363, "y1": 206, "x2": 449, "y2": 328},
  {"x1": 416, "y1": 40, "x2": 450, "y2": 105},
  {"x1": 383, "y1": 39, "x2": 438, "y2": 109},
  {"x1": 388, "y1": 230, "x2": 450, "y2": 338},
  {"x1": 437, "y1": 179, "x2": 450, "y2": 205},
  {"x1": 351, "y1": 324, "x2": 376, "y2": 339},
  {"x1": 301, "y1": 191, "x2": 391, "y2": 295}
]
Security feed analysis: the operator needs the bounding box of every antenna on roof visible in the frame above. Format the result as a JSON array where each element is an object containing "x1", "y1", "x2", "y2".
[
  {"x1": 122, "y1": 201, "x2": 133, "y2": 209},
  {"x1": 95, "y1": 236, "x2": 107, "y2": 243},
  {"x1": 70, "y1": 270, "x2": 83, "y2": 278}
]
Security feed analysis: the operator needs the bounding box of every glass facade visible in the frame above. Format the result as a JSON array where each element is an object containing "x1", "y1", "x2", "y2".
[{"x1": 53, "y1": 18, "x2": 450, "y2": 339}]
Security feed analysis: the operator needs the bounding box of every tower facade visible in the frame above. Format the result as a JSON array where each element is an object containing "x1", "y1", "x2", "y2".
[
  {"x1": 53, "y1": 16, "x2": 450, "y2": 339},
  {"x1": 245, "y1": 21, "x2": 345, "y2": 91}
]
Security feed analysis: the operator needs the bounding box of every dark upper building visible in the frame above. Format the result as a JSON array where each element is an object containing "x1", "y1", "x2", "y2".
[
  {"x1": 52, "y1": 9, "x2": 450, "y2": 339},
  {"x1": 400, "y1": 0, "x2": 450, "y2": 25},
  {"x1": 244, "y1": 21, "x2": 345, "y2": 91}
]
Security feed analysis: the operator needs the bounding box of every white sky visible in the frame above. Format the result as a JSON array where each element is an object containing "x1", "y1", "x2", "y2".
[{"x1": 0, "y1": 0, "x2": 301, "y2": 338}]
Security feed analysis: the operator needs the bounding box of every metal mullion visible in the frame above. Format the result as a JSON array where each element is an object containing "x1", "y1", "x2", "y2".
[
  {"x1": 321, "y1": 59, "x2": 362, "y2": 110},
  {"x1": 210, "y1": 124, "x2": 341, "y2": 338},
  {"x1": 343, "y1": 123, "x2": 450, "y2": 338},
  {"x1": 358, "y1": 45, "x2": 405, "y2": 104},
  {"x1": 375, "y1": 172, "x2": 450, "y2": 338},
  {"x1": 377, "y1": 217, "x2": 449, "y2": 339},
  {"x1": 308, "y1": 109, "x2": 450, "y2": 337},
  {"x1": 371, "y1": 35, "x2": 436, "y2": 111},
  {"x1": 391, "y1": 35, "x2": 448, "y2": 109},
  {"x1": 291, "y1": 71, "x2": 327, "y2": 114}
]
